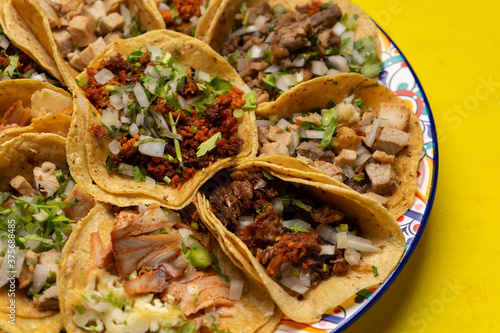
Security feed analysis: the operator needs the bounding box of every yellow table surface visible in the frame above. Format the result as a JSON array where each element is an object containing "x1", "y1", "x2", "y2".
[{"x1": 342, "y1": 0, "x2": 500, "y2": 332}]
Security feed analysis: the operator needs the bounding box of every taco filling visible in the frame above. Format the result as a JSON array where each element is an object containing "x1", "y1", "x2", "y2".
[
  {"x1": 0, "y1": 163, "x2": 95, "y2": 311},
  {"x1": 80, "y1": 46, "x2": 254, "y2": 189},
  {"x1": 73, "y1": 204, "x2": 245, "y2": 332},
  {"x1": 257, "y1": 95, "x2": 412, "y2": 206},
  {"x1": 36, "y1": 0, "x2": 145, "y2": 71},
  {"x1": 221, "y1": 0, "x2": 382, "y2": 103},
  {"x1": 208, "y1": 167, "x2": 382, "y2": 297},
  {"x1": 0, "y1": 25, "x2": 58, "y2": 83},
  {"x1": 157, "y1": 0, "x2": 209, "y2": 36}
]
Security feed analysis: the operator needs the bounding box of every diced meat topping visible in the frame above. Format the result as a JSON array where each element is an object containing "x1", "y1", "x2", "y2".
[
  {"x1": 372, "y1": 150, "x2": 395, "y2": 164},
  {"x1": 261, "y1": 141, "x2": 290, "y2": 157},
  {"x1": 258, "y1": 127, "x2": 270, "y2": 145},
  {"x1": 62, "y1": 184, "x2": 96, "y2": 220},
  {"x1": 38, "y1": 249, "x2": 61, "y2": 283},
  {"x1": 334, "y1": 149, "x2": 356, "y2": 166},
  {"x1": 10, "y1": 175, "x2": 36, "y2": 197},
  {"x1": 68, "y1": 15, "x2": 98, "y2": 47},
  {"x1": 52, "y1": 29, "x2": 74, "y2": 58},
  {"x1": 98, "y1": 12, "x2": 125, "y2": 35},
  {"x1": 334, "y1": 126, "x2": 362, "y2": 153},
  {"x1": 1, "y1": 100, "x2": 32, "y2": 128},
  {"x1": 266, "y1": 126, "x2": 291, "y2": 146},
  {"x1": 33, "y1": 162, "x2": 59, "y2": 198},
  {"x1": 378, "y1": 103, "x2": 410, "y2": 131},
  {"x1": 33, "y1": 285, "x2": 59, "y2": 312},
  {"x1": 365, "y1": 163, "x2": 396, "y2": 195},
  {"x1": 372, "y1": 127, "x2": 410, "y2": 156}
]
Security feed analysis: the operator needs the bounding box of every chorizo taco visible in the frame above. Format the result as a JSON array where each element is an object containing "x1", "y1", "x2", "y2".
[
  {"x1": 0, "y1": 79, "x2": 73, "y2": 145},
  {"x1": 0, "y1": 133, "x2": 96, "y2": 333},
  {"x1": 255, "y1": 73, "x2": 424, "y2": 219},
  {"x1": 10, "y1": 0, "x2": 165, "y2": 89},
  {"x1": 203, "y1": 0, "x2": 382, "y2": 104},
  {"x1": 196, "y1": 158, "x2": 405, "y2": 324},
  {"x1": 58, "y1": 202, "x2": 281, "y2": 333},
  {"x1": 69, "y1": 30, "x2": 257, "y2": 209}
]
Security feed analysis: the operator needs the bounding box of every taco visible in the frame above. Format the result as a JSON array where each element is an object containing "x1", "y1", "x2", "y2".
[
  {"x1": 196, "y1": 158, "x2": 405, "y2": 324},
  {"x1": 255, "y1": 73, "x2": 424, "y2": 219},
  {"x1": 203, "y1": 0, "x2": 382, "y2": 104},
  {"x1": 58, "y1": 202, "x2": 281, "y2": 333},
  {"x1": 69, "y1": 30, "x2": 257, "y2": 209},
  {"x1": 0, "y1": 133, "x2": 96, "y2": 333},
  {"x1": 154, "y1": 0, "x2": 223, "y2": 39},
  {"x1": 0, "y1": 4, "x2": 63, "y2": 84},
  {"x1": 10, "y1": 0, "x2": 165, "y2": 89},
  {"x1": 0, "y1": 79, "x2": 73, "y2": 145}
]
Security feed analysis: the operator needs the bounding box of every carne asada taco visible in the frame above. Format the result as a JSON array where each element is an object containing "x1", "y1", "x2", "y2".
[
  {"x1": 69, "y1": 30, "x2": 258, "y2": 208},
  {"x1": 0, "y1": 133, "x2": 96, "y2": 332},
  {"x1": 256, "y1": 73, "x2": 424, "y2": 219},
  {"x1": 0, "y1": 4, "x2": 63, "y2": 84},
  {"x1": 203, "y1": 0, "x2": 382, "y2": 104},
  {"x1": 0, "y1": 79, "x2": 73, "y2": 144},
  {"x1": 10, "y1": 0, "x2": 165, "y2": 89},
  {"x1": 58, "y1": 202, "x2": 281, "y2": 333},
  {"x1": 196, "y1": 158, "x2": 405, "y2": 324},
  {"x1": 154, "y1": 0, "x2": 223, "y2": 39}
]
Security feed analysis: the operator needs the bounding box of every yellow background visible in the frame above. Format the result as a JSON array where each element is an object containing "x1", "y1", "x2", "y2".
[{"x1": 343, "y1": 0, "x2": 500, "y2": 332}]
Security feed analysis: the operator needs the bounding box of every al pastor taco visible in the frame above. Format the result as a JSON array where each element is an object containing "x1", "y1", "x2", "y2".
[
  {"x1": 255, "y1": 73, "x2": 424, "y2": 218},
  {"x1": 0, "y1": 133, "x2": 96, "y2": 332},
  {"x1": 0, "y1": 79, "x2": 73, "y2": 145},
  {"x1": 196, "y1": 158, "x2": 405, "y2": 324},
  {"x1": 69, "y1": 30, "x2": 257, "y2": 209},
  {"x1": 58, "y1": 202, "x2": 281, "y2": 333},
  {"x1": 203, "y1": 0, "x2": 382, "y2": 104},
  {"x1": 9, "y1": 0, "x2": 165, "y2": 89}
]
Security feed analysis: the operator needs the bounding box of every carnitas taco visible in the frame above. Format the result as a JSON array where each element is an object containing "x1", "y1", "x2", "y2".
[
  {"x1": 154, "y1": 0, "x2": 223, "y2": 39},
  {"x1": 69, "y1": 30, "x2": 257, "y2": 208},
  {"x1": 0, "y1": 79, "x2": 73, "y2": 144},
  {"x1": 255, "y1": 73, "x2": 424, "y2": 219},
  {"x1": 10, "y1": 0, "x2": 165, "y2": 89},
  {"x1": 196, "y1": 158, "x2": 405, "y2": 324},
  {"x1": 58, "y1": 202, "x2": 281, "y2": 333},
  {"x1": 0, "y1": 133, "x2": 96, "y2": 333},
  {"x1": 203, "y1": 0, "x2": 382, "y2": 104}
]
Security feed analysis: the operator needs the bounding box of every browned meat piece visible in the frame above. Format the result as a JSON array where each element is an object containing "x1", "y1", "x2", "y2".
[
  {"x1": 104, "y1": 31, "x2": 123, "y2": 44},
  {"x1": 68, "y1": 16, "x2": 97, "y2": 47},
  {"x1": 1, "y1": 101, "x2": 32, "y2": 127},
  {"x1": 271, "y1": 12, "x2": 313, "y2": 58},
  {"x1": 10, "y1": 175, "x2": 36, "y2": 197},
  {"x1": 33, "y1": 162, "x2": 59, "y2": 198},
  {"x1": 338, "y1": 104, "x2": 361, "y2": 125},
  {"x1": 360, "y1": 111, "x2": 375, "y2": 127},
  {"x1": 293, "y1": 114, "x2": 321, "y2": 127},
  {"x1": 123, "y1": 266, "x2": 170, "y2": 294},
  {"x1": 53, "y1": 29, "x2": 74, "y2": 58},
  {"x1": 296, "y1": 140, "x2": 326, "y2": 161},
  {"x1": 310, "y1": 3, "x2": 342, "y2": 27},
  {"x1": 249, "y1": 60, "x2": 268, "y2": 72},
  {"x1": 229, "y1": 180, "x2": 254, "y2": 211},
  {"x1": 210, "y1": 185, "x2": 246, "y2": 227},
  {"x1": 221, "y1": 35, "x2": 241, "y2": 55},
  {"x1": 161, "y1": 271, "x2": 233, "y2": 316},
  {"x1": 82, "y1": 1, "x2": 107, "y2": 24},
  {"x1": 334, "y1": 149, "x2": 356, "y2": 166},
  {"x1": 38, "y1": 0, "x2": 61, "y2": 28},
  {"x1": 68, "y1": 50, "x2": 86, "y2": 71},
  {"x1": 38, "y1": 249, "x2": 61, "y2": 283},
  {"x1": 62, "y1": 184, "x2": 96, "y2": 221},
  {"x1": 113, "y1": 205, "x2": 173, "y2": 239},
  {"x1": 239, "y1": 204, "x2": 285, "y2": 250},
  {"x1": 365, "y1": 163, "x2": 396, "y2": 195},
  {"x1": 372, "y1": 150, "x2": 395, "y2": 164},
  {"x1": 258, "y1": 127, "x2": 270, "y2": 145},
  {"x1": 311, "y1": 205, "x2": 344, "y2": 224},
  {"x1": 312, "y1": 161, "x2": 343, "y2": 182},
  {"x1": 261, "y1": 142, "x2": 290, "y2": 156},
  {"x1": 98, "y1": 12, "x2": 125, "y2": 35},
  {"x1": 333, "y1": 126, "x2": 362, "y2": 154},
  {"x1": 363, "y1": 192, "x2": 389, "y2": 206},
  {"x1": 105, "y1": 0, "x2": 126, "y2": 12},
  {"x1": 60, "y1": 0, "x2": 81, "y2": 19},
  {"x1": 266, "y1": 126, "x2": 291, "y2": 146},
  {"x1": 33, "y1": 285, "x2": 59, "y2": 311},
  {"x1": 79, "y1": 38, "x2": 107, "y2": 67},
  {"x1": 378, "y1": 103, "x2": 410, "y2": 131},
  {"x1": 242, "y1": 36, "x2": 265, "y2": 51},
  {"x1": 90, "y1": 232, "x2": 114, "y2": 271},
  {"x1": 372, "y1": 127, "x2": 410, "y2": 155}
]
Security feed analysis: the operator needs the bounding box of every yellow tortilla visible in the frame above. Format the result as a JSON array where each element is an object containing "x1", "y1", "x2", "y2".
[
  {"x1": 70, "y1": 30, "x2": 258, "y2": 209},
  {"x1": 256, "y1": 73, "x2": 423, "y2": 218},
  {"x1": 0, "y1": 133, "x2": 69, "y2": 333},
  {"x1": 196, "y1": 157, "x2": 405, "y2": 324},
  {"x1": 58, "y1": 203, "x2": 281, "y2": 333},
  {"x1": 11, "y1": 0, "x2": 166, "y2": 90},
  {"x1": 0, "y1": 79, "x2": 72, "y2": 144}
]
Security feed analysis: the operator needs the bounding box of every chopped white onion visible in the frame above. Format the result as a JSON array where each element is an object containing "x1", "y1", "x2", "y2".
[
  {"x1": 341, "y1": 94, "x2": 355, "y2": 105},
  {"x1": 167, "y1": 210, "x2": 181, "y2": 224},
  {"x1": 94, "y1": 68, "x2": 114, "y2": 85},
  {"x1": 299, "y1": 270, "x2": 311, "y2": 287},
  {"x1": 0, "y1": 251, "x2": 10, "y2": 288},
  {"x1": 178, "y1": 94, "x2": 190, "y2": 108},
  {"x1": 135, "y1": 113, "x2": 145, "y2": 126},
  {"x1": 198, "y1": 70, "x2": 211, "y2": 82},
  {"x1": 352, "y1": 49, "x2": 365, "y2": 65},
  {"x1": 355, "y1": 153, "x2": 371, "y2": 167},
  {"x1": 133, "y1": 82, "x2": 149, "y2": 108},
  {"x1": 346, "y1": 235, "x2": 382, "y2": 252},
  {"x1": 238, "y1": 216, "x2": 253, "y2": 229},
  {"x1": 31, "y1": 73, "x2": 46, "y2": 82},
  {"x1": 332, "y1": 22, "x2": 346, "y2": 37},
  {"x1": 280, "y1": 275, "x2": 309, "y2": 294},
  {"x1": 158, "y1": 2, "x2": 169, "y2": 11},
  {"x1": 256, "y1": 120, "x2": 276, "y2": 128},
  {"x1": 265, "y1": 64, "x2": 281, "y2": 74},
  {"x1": 317, "y1": 223, "x2": 338, "y2": 244},
  {"x1": 327, "y1": 55, "x2": 350, "y2": 72},
  {"x1": 118, "y1": 163, "x2": 134, "y2": 177},
  {"x1": 76, "y1": 92, "x2": 86, "y2": 112},
  {"x1": 364, "y1": 118, "x2": 380, "y2": 147},
  {"x1": 0, "y1": 35, "x2": 9, "y2": 49},
  {"x1": 282, "y1": 74, "x2": 296, "y2": 86},
  {"x1": 229, "y1": 278, "x2": 244, "y2": 300},
  {"x1": 336, "y1": 232, "x2": 348, "y2": 249},
  {"x1": 186, "y1": 283, "x2": 200, "y2": 295},
  {"x1": 341, "y1": 165, "x2": 355, "y2": 178},
  {"x1": 120, "y1": 116, "x2": 131, "y2": 124},
  {"x1": 14, "y1": 249, "x2": 25, "y2": 279},
  {"x1": 129, "y1": 123, "x2": 139, "y2": 136},
  {"x1": 295, "y1": 69, "x2": 304, "y2": 83},
  {"x1": 341, "y1": 31, "x2": 354, "y2": 51},
  {"x1": 292, "y1": 55, "x2": 306, "y2": 67},
  {"x1": 271, "y1": 197, "x2": 283, "y2": 214},
  {"x1": 189, "y1": 16, "x2": 199, "y2": 26},
  {"x1": 249, "y1": 44, "x2": 264, "y2": 59},
  {"x1": 122, "y1": 91, "x2": 129, "y2": 114},
  {"x1": 326, "y1": 68, "x2": 342, "y2": 76},
  {"x1": 138, "y1": 203, "x2": 147, "y2": 213},
  {"x1": 200, "y1": 5, "x2": 206, "y2": 15},
  {"x1": 274, "y1": 75, "x2": 290, "y2": 92},
  {"x1": 145, "y1": 65, "x2": 160, "y2": 79},
  {"x1": 101, "y1": 110, "x2": 122, "y2": 132},
  {"x1": 145, "y1": 176, "x2": 156, "y2": 187},
  {"x1": 320, "y1": 245, "x2": 336, "y2": 256},
  {"x1": 289, "y1": 130, "x2": 300, "y2": 154},
  {"x1": 110, "y1": 94, "x2": 124, "y2": 109},
  {"x1": 108, "y1": 139, "x2": 121, "y2": 155},
  {"x1": 283, "y1": 219, "x2": 311, "y2": 230},
  {"x1": 344, "y1": 247, "x2": 361, "y2": 266},
  {"x1": 30, "y1": 264, "x2": 50, "y2": 294},
  {"x1": 276, "y1": 118, "x2": 291, "y2": 131},
  {"x1": 305, "y1": 130, "x2": 325, "y2": 139},
  {"x1": 63, "y1": 180, "x2": 75, "y2": 197},
  {"x1": 137, "y1": 135, "x2": 165, "y2": 157},
  {"x1": 120, "y1": 4, "x2": 131, "y2": 36},
  {"x1": 232, "y1": 81, "x2": 251, "y2": 93},
  {"x1": 310, "y1": 61, "x2": 328, "y2": 76}
]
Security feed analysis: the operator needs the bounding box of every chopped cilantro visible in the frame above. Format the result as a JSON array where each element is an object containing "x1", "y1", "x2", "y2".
[
  {"x1": 196, "y1": 132, "x2": 221, "y2": 157},
  {"x1": 91, "y1": 291, "x2": 129, "y2": 308},
  {"x1": 5, "y1": 54, "x2": 19, "y2": 76},
  {"x1": 127, "y1": 49, "x2": 144, "y2": 63},
  {"x1": 360, "y1": 53, "x2": 383, "y2": 78},
  {"x1": 289, "y1": 225, "x2": 311, "y2": 233},
  {"x1": 320, "y1": 117, "x2": 338, "y2": 149},
  {"x1": 133, "y1": 165, "x2": 147, "y2": 182},
  {"x1": 228, "y1": 50, "x2": 241, "y2": 65},
  {"x1": 75, "y1": 305, "x2": 85, "y2": 314},
  {"x1": 372, "y1": 265, "x2": 379, "y2": 277}
]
